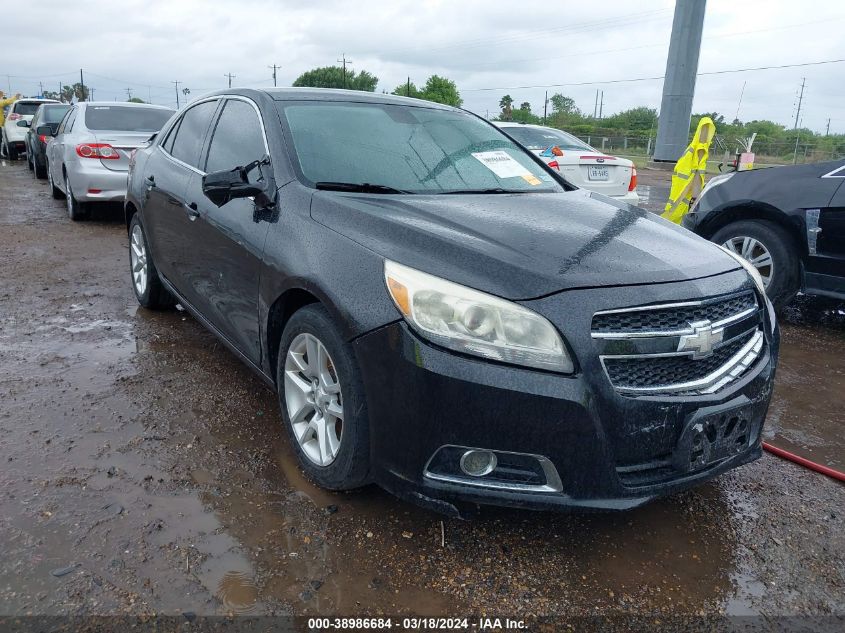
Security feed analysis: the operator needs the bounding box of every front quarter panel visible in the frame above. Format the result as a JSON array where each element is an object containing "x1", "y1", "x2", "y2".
[{"x1": 258, "y1": 183, "x2": 401, "y2": 374}]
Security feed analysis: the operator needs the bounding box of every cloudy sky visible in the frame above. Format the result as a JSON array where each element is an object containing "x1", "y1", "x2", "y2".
[{"x1": 5, "y1": 0, "x2": 845, "y2": 133}]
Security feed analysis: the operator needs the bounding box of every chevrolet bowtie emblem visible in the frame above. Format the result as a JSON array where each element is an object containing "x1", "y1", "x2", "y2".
[{"x1": 678, "y1": 320, "x2": 724, "y2": 359}]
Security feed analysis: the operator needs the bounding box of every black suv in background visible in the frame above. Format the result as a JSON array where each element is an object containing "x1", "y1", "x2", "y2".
[
  {"x1": 125, "y1": 88, "x2": 778, "y2": 516},
  {"x1": 683, "y1": 160, "x2": 845, "y2": 309},
  {"x1": 25, "y1": 103, "x2": 70, "y2": 179}
]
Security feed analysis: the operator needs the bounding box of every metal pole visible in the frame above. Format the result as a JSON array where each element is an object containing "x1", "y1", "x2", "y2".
[
  {"x1": 173, "y1": 81, "x2": 181, "y2": 108},
  {"x1": 793, "y1": 78, "x2": 805, "y2": 131},
  {"x1": 543, "y1": 91, "x2": 548, "y2": 124},
  {"x1": 80, "y1": 69, "x2": 85, "y2": 101},
  {"x1": 653, "y1": 0, "x2": 707, "y2": 162}
]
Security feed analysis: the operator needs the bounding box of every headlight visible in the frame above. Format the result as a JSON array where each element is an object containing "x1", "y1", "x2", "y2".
[
  {"x1": 718, "y1": 245, "x2": 766, "y2": 297},
  {"x1": 384, "y1": 260, "x2": 573, "y2": 373}
]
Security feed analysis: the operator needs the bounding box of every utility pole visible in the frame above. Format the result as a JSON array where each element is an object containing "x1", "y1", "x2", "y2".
[
  {"x1": 126, "y1": 88, "x2": 133, "y2": 100},
  {"x1": 593, "y1": 90, "x2": 599, "y2": 118},
  {"x1": 89, "y1": 88, "x2": 95, "y2": 101},
  {"x1": 826, "y1": 118, "x2": 831, "y2": 136},
  {"x1": 653, "y1": 0, "x2": 707, "y2": 163},
  {"x1": 734, "y1": 81, "x2": 746, "y2": 123},
  {"x1": 793, "y1": 78, "x2": 805, "y2": 131},
  {"x1": 80, "y1": 69, "x2": 86, "y2": 101},
  {"x1": 543, "y1": 90, "x2": 548, "y2": 124},
  {"x1": 225, "y1": 73, "x2": 236, "y2": 88},
  {"x1": 39, "y1": 81, "x2": 44, "y2": 97},
  {"x1": 268, "y1": 64, "x2": 280, "y2": 87},
  {"x1": 172, "y1": 81, "x2": 181, "y2": 108},
  {"x1": 598, "y1": 90, "x2": 604, "y2": 119},
  {"x1": 337, "y1": 54, "x2": 352, "y2": 89},
  {"x1": 406, "y1": 77, "x2": 411, "y2": 97}
]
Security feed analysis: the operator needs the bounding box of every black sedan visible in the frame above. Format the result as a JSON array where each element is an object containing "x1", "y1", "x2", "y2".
[
  {"x1": 25, "y1": 102, "x2": 70, "y2": 179},
  {"x1": 683, "y1": 160, "x2": 845, "y2": 309},
  {"x1": 125, "y1": 89, "x2": 778, "y2": 515}
]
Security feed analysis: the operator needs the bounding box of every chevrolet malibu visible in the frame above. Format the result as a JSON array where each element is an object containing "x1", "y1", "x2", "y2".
[{"x1": 125, "y1": 88, "x2": 778, "y2": 516}]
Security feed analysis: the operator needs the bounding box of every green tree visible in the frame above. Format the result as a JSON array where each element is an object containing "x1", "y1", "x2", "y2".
[
  {"x1": 393, "y1": 75, "x2": 463, "y2": 107},
  {"x1": 499, "y1": 95, "x2": 514, "y2": 120},
  {"x1": 392, "y1": 80, "x2": 421, "y2": 99},
  {"x1": 550, "y1": 93, "x2": 578, "y2": 116},
  {"x1": 292, "y1": 66, "x2": 378, "y2": 91},
  {"x1": 42, "y1": 90, "x2": 61, "y2": 102},
  {"x1": 419, "y1": 75, "x2": 462, "y2": 107},
  {"x1": 128, "y1": 97, "x2": 146, "y2": 103},
  {"x1": 519, "y1": 101, "x2": 531, "y2": 112},
  {"x1": 60, "y1": 83, "x2": 89, "y2": 102}
]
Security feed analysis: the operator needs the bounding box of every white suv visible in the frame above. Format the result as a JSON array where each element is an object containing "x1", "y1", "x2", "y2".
[{"x1": 2, "y1": 98, "x2": 59, "y2": 160}]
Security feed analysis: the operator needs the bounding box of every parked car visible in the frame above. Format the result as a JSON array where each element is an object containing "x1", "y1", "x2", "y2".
[
  {"x1": 24, "y1": 103, "x2": 71, "y2": 178},
  {"x1": 2, "y1": 97, "x2": 59, "y2": 160},
  {"x1": 44, "y1": 102, "x2": 174, "y2": 220},
  {"x1": 496, "y1": 121, "x2": 639, "y2": 205},
  {"x1": 125, "y1": 88, "x2": 777, "y2": 516},
  {"x1": 682, "y1": 160, "x2": 845, "y2": 310}
]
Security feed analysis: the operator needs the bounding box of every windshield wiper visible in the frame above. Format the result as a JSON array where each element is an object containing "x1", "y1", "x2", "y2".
[
  {"x1": 438, "y1": 188, "x2": 528, "y2": 194},
  {"x1": 315, "y1": 181, "x2": 410, "y2": 194}
]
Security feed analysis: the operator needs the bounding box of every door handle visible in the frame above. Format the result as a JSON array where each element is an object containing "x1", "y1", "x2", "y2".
[{"x1": 185, "y1": 201, "x2": 200, "y2": 220}]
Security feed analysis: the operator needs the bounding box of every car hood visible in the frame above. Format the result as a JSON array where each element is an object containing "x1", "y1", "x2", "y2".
[{"x1": 310, "y1": 189, "x2": 741, "y2": 300}]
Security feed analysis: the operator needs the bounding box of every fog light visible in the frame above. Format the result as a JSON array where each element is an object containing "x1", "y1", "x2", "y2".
[{"x1": 459, "y1": 450, "x2": 497, "y2": 477}]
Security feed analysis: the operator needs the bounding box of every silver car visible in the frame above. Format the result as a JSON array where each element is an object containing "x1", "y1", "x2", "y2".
[{"x1": 45, "y1": 102, "x2": 174, "y2": 220}]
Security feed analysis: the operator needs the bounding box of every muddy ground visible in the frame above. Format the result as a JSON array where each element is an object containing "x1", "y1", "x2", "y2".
[{"x1": 0, "y1": 161, "x2": 843, "y2": 620}]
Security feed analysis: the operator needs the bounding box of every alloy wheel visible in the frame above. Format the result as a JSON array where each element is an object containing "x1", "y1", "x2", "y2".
[
  {"x1": 284, "y1": 333, "x2": 344, "y2": 467},
  {"x1": 130, "y1": 223, "x2": 148, "y2": 296},
  {"x1": 721, "y1": 235, "x2": 774, "y2": 289}
]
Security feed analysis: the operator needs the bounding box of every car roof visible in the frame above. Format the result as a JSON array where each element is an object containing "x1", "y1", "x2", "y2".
[
  {"x1": 77, "y1": 101, "x2": 174, "y2": 110},
  {"x1": 495, "y1": 121, "x2": 554, "y2": 130},
  {"x1": 192, "y1": 87, "x2": 457, "y2": 111},
  {"x1": 16, "y1": 98, "x2": 60, "y2": 104}
]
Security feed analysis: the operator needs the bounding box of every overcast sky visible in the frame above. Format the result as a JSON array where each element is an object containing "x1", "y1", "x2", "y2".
[{"x1": 5, "y1": 0, "x2": 844, "y2": 133}]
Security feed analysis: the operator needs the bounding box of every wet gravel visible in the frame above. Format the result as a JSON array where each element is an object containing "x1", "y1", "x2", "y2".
[{"x1": 0, "y1": 160, "x2": 843, "y2": 619}]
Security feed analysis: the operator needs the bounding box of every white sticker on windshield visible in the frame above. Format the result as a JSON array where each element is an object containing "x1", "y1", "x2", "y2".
[{"x1": 472, "y1": 150, "x2": 532, "y2": 179}]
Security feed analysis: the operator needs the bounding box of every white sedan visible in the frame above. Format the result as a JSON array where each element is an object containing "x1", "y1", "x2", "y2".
[{"x1": 495, "y1": 122, "x2": 638, "y2": 205}]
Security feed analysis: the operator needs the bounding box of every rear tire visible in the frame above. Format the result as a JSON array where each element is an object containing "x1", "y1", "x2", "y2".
[
  {"x1": 712, "y1": 219, "x2": 799, "y2": 310},
  {"x1": 34, "y1": 156, "x2": 47, "y2": 179},
  {"x1": 129, "y1": 214, "x2": 174, "y2": 310},
  {"x1": 47, "y1": 160, "x2": 63, "y2": 198},
  {"x1": 27, "y1": 150, "x2": 34, "y2": 171},
  {"x1": 276, "y1": 304, "x2": 371, "y2": 491},
  {"x1": 65, "y1": 172, "x2": 86, "y2": 221}
]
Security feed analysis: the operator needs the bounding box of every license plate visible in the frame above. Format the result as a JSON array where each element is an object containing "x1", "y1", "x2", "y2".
[
  {"x1": 673, "y1": 397, "x2": 759, "y2": 473},
  {"x1": 588, "y1": 166, "x2": 609, "y2": 181}
]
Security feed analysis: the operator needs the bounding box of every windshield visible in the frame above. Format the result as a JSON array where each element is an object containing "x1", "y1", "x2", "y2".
[
  {"x1": 278, "y1": 101, "x2": 562, "y2": 194},
  {"x1": 14, "y1": 102, "x2": 44, "y2": 116},
  {"x1": 42, "y1": 105, "x2": 71, "y2": 123},
  {"x1": 502, "y1": 125, "x2": 594, "y2": 152},
  {"x1": 84, "y1": 105, "x2": 174, "y2": 132}
]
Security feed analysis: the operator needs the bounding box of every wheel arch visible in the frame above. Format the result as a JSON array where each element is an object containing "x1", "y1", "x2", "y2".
[
  {"x1": 697, "y1": 202, "x2": 805, "y2": 255},
  {"x1": 124, "y1": 199, "x2": 139, "y2": 234},
  {"x1": 266, "y1": 287, "x2": 323, "y2": 384}
]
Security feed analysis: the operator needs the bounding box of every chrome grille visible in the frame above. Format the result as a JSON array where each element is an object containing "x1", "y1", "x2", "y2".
[
  {"x1": 592, "y1": 292, "x2": 765, "y2": 396},
  {"x1": 591, "y1": 292, "x2": 757, "y2": 335}
]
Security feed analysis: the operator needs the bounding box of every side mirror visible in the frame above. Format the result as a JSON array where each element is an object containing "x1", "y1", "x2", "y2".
[
  {"x1": 202, "y1": 166, "x2": 264, "y2": 207},
  {"x1": 17, "y1": 119, "x2": 30, "y2": 128},
  {"x1": 36, "y1": 125, "x2": 55, "y2": 137}
]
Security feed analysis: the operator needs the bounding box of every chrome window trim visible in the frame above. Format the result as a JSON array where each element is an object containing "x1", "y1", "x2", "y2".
[
  {"x1": 423, "y1": 445, "x2": 563, "y2": 493},
  {"x1": 601, "y1": 329, "x2": 764, "y2": 395},
  {"x1": 158, "y1": 94, "x2": 272, "y2": 177}
]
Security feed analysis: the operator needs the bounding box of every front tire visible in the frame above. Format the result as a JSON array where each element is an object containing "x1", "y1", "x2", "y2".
[
  {"x1": 129, "y1": 214, "x2": 174, "y2": 310},
  {"x1": 34, "y1": 155, "x2": 47, "y2": 179},
  {"x1": 712, "y1": 219, "x2": 799, "y2": 310},
  {"x1": 277, "y1": 305, "x2": 370, "y2": 491}
]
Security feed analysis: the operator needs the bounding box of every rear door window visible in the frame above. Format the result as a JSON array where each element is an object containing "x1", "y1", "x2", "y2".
[
  {"x1": 204, "y1": 99, "x2": 266, "y2": 173},
  {"x1": 59, "y1": 108, "x2": 77, "y2": 134},
  {"x1": 168, "y1": 101, "x2": 219, "y2": 169}
]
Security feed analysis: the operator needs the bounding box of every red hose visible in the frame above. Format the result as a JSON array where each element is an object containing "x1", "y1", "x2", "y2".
[{"x1": 763, "y1": 442, "x2": 845, "y2": 483}]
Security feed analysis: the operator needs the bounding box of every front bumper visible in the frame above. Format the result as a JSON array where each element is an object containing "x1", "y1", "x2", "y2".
[
  {"x1": 352, "y1": 271, "x2": 778, "y2": 515},
  {"x1": 67, "y1": 161, "x2": 129, "y2": 202}
]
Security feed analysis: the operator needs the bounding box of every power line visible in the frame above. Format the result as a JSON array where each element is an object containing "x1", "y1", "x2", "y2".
[{"x1": 462, "y1": 57, "x2": 845, "y2": 92}]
